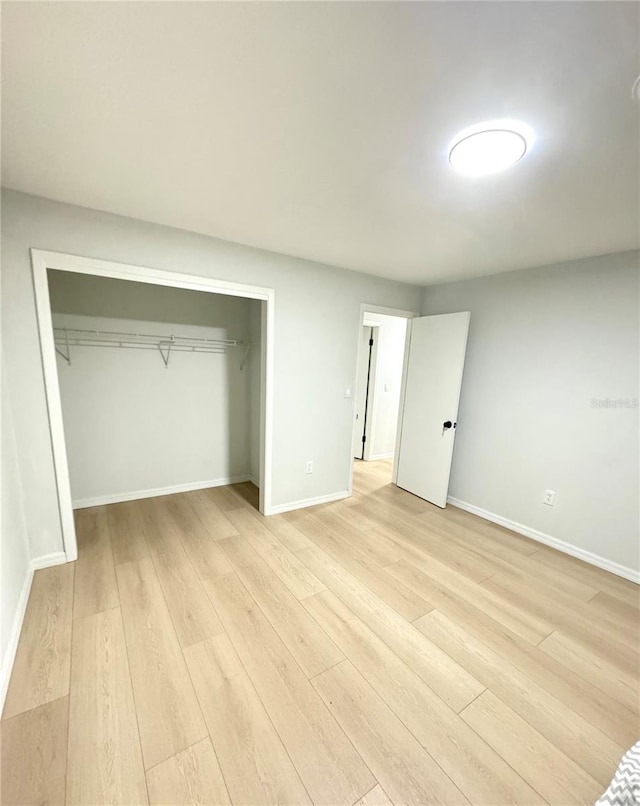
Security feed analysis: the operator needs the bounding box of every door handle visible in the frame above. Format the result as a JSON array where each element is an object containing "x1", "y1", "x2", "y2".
[{"x1": 442, "y1": 420, "x2": 455, "y2": 436}]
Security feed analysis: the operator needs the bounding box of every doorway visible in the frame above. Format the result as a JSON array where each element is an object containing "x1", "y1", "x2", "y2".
[
  {"x1": 31, "y1": 249, "x2": 275, "y2": 562},
  {"x1": 349, "y1": 304, "x2": 471, "y2": 509},
  {"x1": 350, "y1": 305, "x2": 413, "y2": 492}
]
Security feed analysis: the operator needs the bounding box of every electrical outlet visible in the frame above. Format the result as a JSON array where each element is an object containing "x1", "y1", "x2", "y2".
[
  {"x1": 305, "y1": 460, "x2": 313, "y2": 474},
  {"x1": 543, "y1": 490, "x2": 556, "y2": 506}
]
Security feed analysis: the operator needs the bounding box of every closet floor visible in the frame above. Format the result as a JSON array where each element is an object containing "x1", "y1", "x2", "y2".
[{"x1": 2, "y1": 460, "x2": 639, "y2": 805}]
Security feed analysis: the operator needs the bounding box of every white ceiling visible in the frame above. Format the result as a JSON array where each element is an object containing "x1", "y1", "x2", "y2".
[{"x1": 2, "y1": 2, "x2": 639, "y2": 285}]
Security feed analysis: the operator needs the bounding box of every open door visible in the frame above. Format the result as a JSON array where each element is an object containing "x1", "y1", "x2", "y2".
[{"x1": 395, "y1": 312, "x2": 470, "y2": 507}]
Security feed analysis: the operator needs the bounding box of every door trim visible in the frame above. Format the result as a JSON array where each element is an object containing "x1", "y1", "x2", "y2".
[
  {"x1": 31, "y1": 248, "x2": 275, "y2": 562},
  {"x1": 392, "y1": 316, "x2": 415, "y2": 485}
]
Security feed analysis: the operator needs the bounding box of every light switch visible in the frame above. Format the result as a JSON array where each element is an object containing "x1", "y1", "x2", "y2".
[{"x1": 345, "y1": 387, "x2": 352, "y2": 398}]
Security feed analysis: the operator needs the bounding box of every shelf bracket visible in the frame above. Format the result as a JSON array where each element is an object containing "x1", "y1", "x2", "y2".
[
  {"x1": 158, "y1": 339, "x2": 173, "y2": 368},
  {"x1": 239, "y1": 342, "x2": 251, "y2": 371},
  {"x1": 55, "y1": 328, "x2": 71, "y2": 365}
]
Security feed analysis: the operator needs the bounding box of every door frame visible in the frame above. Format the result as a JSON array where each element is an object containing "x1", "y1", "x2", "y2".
[
  {"x1": 392, "y1": 315, "x2": 416, "y2": 484},
  {"x1": 348, "y1": 303, "x2": 418, "y2": 497},
  {"x1": 31, "y1": 248, "x2": 275, "y2": 562}
]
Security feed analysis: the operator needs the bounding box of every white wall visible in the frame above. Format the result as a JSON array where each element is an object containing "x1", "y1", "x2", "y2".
[
  {"x1": 1, "y1": 357, "x2": 32, "y2": 707},
  {"x1": 363, "y1": 312, "x2": 407, "y2": 459},
  {"x1": 422, "y1": 250, "x2": 640, "y2": 575},
  {"x1": 1, "y1": 189, "x2": 422, "y2": 557},
  {"x1": 49, "y1": 273, "x2": 259, "y2": 504}
]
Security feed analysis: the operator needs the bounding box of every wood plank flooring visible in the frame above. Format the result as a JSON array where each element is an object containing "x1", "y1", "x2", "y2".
[{"x1": 2, "y1": 459, "x2": 639, "y2": 805}]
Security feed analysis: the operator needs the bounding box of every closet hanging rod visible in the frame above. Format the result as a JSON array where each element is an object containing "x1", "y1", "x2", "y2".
[
  {"x1": 53, "y1": 326, "x2": 242, "y2": 347},
  {"x1": 53, "y1": 326, "x2": 248, "y2": 369}
]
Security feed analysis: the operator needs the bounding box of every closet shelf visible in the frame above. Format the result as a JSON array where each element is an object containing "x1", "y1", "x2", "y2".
[{"x1": 53, "y1": 327, "x2": 249, "y2": 369}]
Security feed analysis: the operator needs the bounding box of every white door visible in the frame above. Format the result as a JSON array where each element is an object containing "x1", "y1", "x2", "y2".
[{"x1": 395, "y1": 312, "x2": 470, "y2": 507}]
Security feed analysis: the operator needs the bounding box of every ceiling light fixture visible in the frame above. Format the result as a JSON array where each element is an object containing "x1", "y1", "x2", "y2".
[{"x1": 448, "y1": 120, "x2": 533, "y2": 176}]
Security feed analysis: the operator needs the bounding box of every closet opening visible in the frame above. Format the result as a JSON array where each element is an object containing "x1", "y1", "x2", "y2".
[{"x1": 32, "y1": 250, "x2": 274, "y2": 562}]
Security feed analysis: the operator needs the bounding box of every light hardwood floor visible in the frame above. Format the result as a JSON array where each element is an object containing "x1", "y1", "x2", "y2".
[{"x1": 2, "y1": 459, "x2": 639, "y2": 805}]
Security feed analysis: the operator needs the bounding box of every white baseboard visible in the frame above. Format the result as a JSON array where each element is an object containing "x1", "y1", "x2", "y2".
[
  {"x1": 73, "y1": 475, "x2": 252, "y2": 509},
  {"x1": 367, "y1": 452, "x2": 394, "y2": 461},
  {"x1": 0, "y1": 551, "x2": 68, "y2": 712},
  {"x1": 447, "y1": 496, "x2": 640, "y2": 585},
  {"x1": 267, "y1": 490, "x2": 350, "y2": 516},
  {"x1": 0, "y1": 566, "x2": 33, "y2": 713},
  {"x1": 31, "y1": 552, "x2": 67, "y2": 570}
]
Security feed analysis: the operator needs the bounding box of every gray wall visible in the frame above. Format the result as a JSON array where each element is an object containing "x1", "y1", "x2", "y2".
[
  {"x1": 422, "y1": 251, "x2": 640, "y2": 572},
  {"x1": 1, "y1": 188, "x2": 421, "y2": 559},
  {"x1": 49, "y1": 272, "x2": 261, "y2": 504}
]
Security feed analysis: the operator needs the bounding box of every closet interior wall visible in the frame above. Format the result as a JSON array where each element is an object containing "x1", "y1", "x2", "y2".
[{"x1": 48, "y1": 270, "x2": 261, "y2": 507}]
